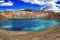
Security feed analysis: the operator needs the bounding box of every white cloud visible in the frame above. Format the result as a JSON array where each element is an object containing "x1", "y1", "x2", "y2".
[
  {"x1": 0, "y1": 1, "x2": 13, "y2": 6},
  {"x1": 22, "y1": 0, "x2": 58, "y2": 5},
  {"x1": 22, "y1": 0, "x2": 46, "y2": 5},
  {"x1": 0, "y1": 0, "x2": 4, "y2": 3},
  {"x1": 21, "y1": 0, "x2": 60, "y2": 12}
]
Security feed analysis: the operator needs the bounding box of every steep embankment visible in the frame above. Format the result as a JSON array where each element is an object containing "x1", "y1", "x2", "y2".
[{"x1": 0, "y1": 10, "x2": 60, "y2": 22}]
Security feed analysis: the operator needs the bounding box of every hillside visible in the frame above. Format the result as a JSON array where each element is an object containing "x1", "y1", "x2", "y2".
[{"x1": 0, "y1": 10, "x2": 60, "y2": 22}]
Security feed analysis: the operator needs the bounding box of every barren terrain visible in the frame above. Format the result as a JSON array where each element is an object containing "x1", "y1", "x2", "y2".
[
  {"x1": 0, "y1": 10, "x2": 60, "y2": 21},
  {"x1": 0, "y1": 10, "x2": 60, "y2": 40}
]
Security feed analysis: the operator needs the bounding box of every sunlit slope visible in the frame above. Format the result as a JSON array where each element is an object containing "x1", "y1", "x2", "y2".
[{"x1": 0, "y1": 10, "x2": 60, "y2": 22}]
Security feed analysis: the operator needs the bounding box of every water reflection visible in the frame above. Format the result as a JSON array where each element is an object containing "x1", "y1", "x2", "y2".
[{"x1": 0, "y1": 18, "x2": 60, "y2": 31}]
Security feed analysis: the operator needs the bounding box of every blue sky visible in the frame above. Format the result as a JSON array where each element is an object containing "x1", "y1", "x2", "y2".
[
  {"x1": 0, "y1": 0, "x2": 41, "y2": 10},
  {"x1": 0, "y1": 0, "x2": 60, "y2": 12}
]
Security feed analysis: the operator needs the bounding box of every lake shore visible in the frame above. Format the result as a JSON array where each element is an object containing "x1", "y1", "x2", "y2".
[
  {"x1": 0, "y1": 10, "x2": 60, "y2": 40},
  {"x1": 0, "y1": 24, "x2": 60, "y2": 40}
]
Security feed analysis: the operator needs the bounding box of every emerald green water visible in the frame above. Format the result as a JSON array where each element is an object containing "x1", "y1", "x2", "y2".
[{"x1": 0, "y1": 18, "x2": 60, "y2": 31}]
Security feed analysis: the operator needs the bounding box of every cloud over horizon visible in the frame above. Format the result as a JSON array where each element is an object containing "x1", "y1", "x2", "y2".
[
  {"x1": 0, "y1": 0, "x2": 13, "y2": 6},
  {"x1": 21, "y1": 0, "x2": 60, "y2": 12}
]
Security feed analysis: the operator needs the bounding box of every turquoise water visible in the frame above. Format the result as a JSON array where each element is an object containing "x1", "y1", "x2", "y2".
[{"x1": 0, "y1": 18, "x2": 60, "y2": 31}]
